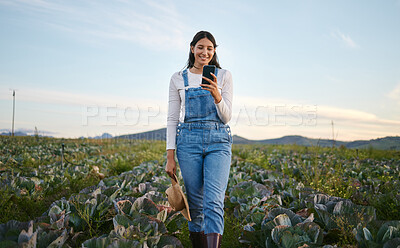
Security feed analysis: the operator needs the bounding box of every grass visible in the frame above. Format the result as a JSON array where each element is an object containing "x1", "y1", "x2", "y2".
[
  {"x1": 0, "y1": 171, "x2": 101, "y2": 223},
  {"x1": 0, "y1": 137, "x2": 165, "y2": 224}
]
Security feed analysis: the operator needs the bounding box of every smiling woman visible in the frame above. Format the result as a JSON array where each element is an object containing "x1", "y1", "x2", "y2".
[
  {"x1": 165, "y1": 31, "x2": 233, "y2": 248},
  {"x1": 187, "y1": 32, "x2": 221, "y2": 71}
]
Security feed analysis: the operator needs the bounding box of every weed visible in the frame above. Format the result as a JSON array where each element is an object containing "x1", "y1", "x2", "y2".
[{"x1": 334, "y1": 215, "x2": 358, "y2": 247}]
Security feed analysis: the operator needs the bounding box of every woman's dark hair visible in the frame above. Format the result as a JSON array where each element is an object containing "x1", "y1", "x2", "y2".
[{"x1": 186, "y1": 31, "x2": 221, "y2": 69}]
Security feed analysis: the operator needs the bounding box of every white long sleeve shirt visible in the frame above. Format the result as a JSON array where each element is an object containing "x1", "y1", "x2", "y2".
[{"x1": 166, "y1": 68, "x2": 233, "y2": 150}]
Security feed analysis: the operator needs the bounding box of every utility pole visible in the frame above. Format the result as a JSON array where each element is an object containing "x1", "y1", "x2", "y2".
[
  {"x1": 11, "y1": 90, "x2": 16, "y2": 137},
  {"x1": 331, "y1": 120, "x2": 336, "y2": 148}
]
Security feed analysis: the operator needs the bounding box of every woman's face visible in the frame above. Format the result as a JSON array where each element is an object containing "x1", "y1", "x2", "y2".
[{"x1": 191, "y1": 38, "x2": 215, "y2": 67}]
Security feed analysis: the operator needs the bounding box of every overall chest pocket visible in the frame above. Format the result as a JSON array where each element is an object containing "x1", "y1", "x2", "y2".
[{"x1": 186, "y1": 88, "x2": 216, "y2": 118}]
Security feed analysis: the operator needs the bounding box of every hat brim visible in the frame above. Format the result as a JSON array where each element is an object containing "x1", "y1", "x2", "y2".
[
  {"x1": 179, "y1": 189, "x2": 191, "y2": 221},
  {"x1": 180, "y1": 208, "x2": 191, "y2": 222},
  {"x1": 176, "y1": 181, "x2": 191, "y2": 221}
]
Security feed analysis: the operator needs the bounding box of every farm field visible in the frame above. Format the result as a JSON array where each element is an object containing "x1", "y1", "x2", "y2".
[{"x1": 0, "y1": 136, "x2": 399, "y2": 247}]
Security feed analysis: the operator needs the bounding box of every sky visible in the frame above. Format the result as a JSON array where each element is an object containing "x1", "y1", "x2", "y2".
[{"x1": 0, "y1": 0, "x2": 400, "y2": 141}]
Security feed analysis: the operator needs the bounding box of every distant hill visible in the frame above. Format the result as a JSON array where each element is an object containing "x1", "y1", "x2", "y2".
[
  {"x1": 0, "y1": 131, "x2": 29, "y2": 136},
  {"x1": 232, "y1": 135, "x2": 252, "y2": 144},
  {"x1": 237, "y1": 135, "x2": 347, "y2": 147},
  {"x1": 255, "y1": 135, "x2": 345, "y2": 146},
  {"x1": 234, "y1": 135, "x2": 400, "y2": 150},
  {"x1": 0, "y1": 130, "x2": 53, "y2": 137},
  {"x1": 92, "y1": 133, "x2": 113, "y2": 139},
  {"x1": 0, "y1": 128, "x2": 54, "y2": 137},
  {"x1": 114, "y1": 128, "x2": 400, "y2": 150},
  {"x1": 346, "y1": 136, "x2": 400, "y2": 150},
  {"x1": 115, "y1": 128, "x2": 166, "y2": 141}
]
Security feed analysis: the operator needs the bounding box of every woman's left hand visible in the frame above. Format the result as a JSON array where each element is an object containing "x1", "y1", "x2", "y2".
[{"x1": 200, "y1": 72, "x2": 222, "y2": 104}]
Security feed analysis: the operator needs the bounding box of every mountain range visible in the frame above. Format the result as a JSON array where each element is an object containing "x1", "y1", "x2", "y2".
[
  {"x1": 113, "y1": 128, "x2": 400, "y2": 150},
  {"x1": 2, "y1": 128, "x2": 399, "y2": 150}
]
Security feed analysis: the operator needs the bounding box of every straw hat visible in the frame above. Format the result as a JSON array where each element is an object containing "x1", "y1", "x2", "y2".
[{"x1": 165, "y1": 174, "x2": 191, "y2": 221}]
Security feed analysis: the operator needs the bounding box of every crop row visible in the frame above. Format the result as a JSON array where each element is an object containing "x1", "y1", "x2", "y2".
[{"x1": 0, "y1": 137, "x2": 399, "y2": 247}]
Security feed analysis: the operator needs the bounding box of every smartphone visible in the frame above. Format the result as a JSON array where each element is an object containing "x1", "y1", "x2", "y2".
[{"x1": 202, "y1": 65, "x2": 216, "y2": 85}]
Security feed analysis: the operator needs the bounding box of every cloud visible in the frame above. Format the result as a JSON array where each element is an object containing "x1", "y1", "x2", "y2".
[
  {"x1": 0, "y1": 0, "x2": 189, "y2": 51},
  {"x1": 331, "y1": 30, "x2": 359, "y2": 49},
  {"x1": 387, "y1": 82, "x2": 400, "y2": 104},
  {"x1": 0, "y1": 85, "x2": 167, "y2": 137},
  {"x1": 232, "y1": 95, "x2": 400, "y2": 126},
  {"x1": 228, "y1": 95, "x2": 400, "y2": 141},
  {"x1": 0, "y1": 86, "x2": 167, "y2": 112}
]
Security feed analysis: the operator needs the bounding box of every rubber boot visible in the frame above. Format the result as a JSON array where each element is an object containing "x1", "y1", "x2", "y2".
[
  {"x1": 201, "y1": 231, "x2": 207, "y2": 248},
  {"x1": 189, "y1": 231, "x2": 206, "y2": 248},
  {"x1": 206, "y1": 233, "x2": 222, "y2": 248}
]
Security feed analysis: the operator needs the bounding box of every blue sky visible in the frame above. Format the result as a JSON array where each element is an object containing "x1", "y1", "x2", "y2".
[{"x1": 0, "y1": 0, "x2": 399, "y2": 140}]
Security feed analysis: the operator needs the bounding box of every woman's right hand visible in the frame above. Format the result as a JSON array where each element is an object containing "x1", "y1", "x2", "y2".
[
  {"x1": 165, "y1": 159, "x2": 176, "y2": 179},
  {"x1": 165, "y1": 149, "x2": 177, "y2": 178}
]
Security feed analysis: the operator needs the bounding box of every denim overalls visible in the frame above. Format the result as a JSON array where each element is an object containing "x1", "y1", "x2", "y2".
[{"x1": 176, "y1": 68, "x2": 232, "y2": 235}]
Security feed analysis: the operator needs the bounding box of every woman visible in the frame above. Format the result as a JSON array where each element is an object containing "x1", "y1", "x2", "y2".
[{"x1": 165, "y1": 31, "x2": 233, "y2": 248}]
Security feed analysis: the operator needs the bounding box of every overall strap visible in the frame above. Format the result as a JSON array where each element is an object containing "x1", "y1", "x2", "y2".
[
  {"x1": 215, "y1": 67, "x2": 219, "y2": 77},
  {"x1": 182, "y1": 69, "x2": 189, "y2": 87}
]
